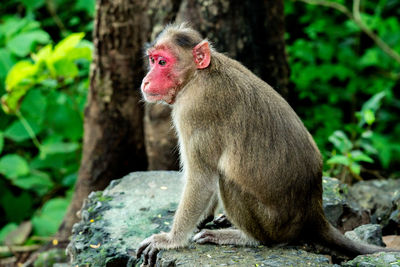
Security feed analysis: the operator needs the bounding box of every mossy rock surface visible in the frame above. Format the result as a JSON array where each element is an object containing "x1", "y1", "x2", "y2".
[
  {"x1": 67, "y1": 171, "x2": 400, "y2": 266},
  {"x1": 342, "y1": 252, "x2": 400, "y2": 267}
]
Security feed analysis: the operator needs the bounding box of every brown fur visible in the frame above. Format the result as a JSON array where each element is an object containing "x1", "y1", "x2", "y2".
[{"x1": 137, "y1": 24, "x2": 396, "y2": 266}]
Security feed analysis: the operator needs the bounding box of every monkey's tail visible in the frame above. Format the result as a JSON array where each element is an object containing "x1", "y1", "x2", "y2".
[{"x1": 316, "y1": 222, "x2": 399, "y2": 257}]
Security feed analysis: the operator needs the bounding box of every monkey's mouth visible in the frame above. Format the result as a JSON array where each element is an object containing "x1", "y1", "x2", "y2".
[{"x1": 144, "y1": 93, "x2": 164, "y2": 103}]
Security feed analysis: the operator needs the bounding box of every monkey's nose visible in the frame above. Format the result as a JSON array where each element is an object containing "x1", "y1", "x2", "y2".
[{"x1": 142, "y1": 81, "x2": 149, "y2": 90}]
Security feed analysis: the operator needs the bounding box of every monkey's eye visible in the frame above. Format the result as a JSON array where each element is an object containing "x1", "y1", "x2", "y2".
[
  {"x1": 150, "y1": 57, "x2": 155, "y2": 64},
  {"x1": 159, "y1": 59, "x2": 167, "y2": 66}
]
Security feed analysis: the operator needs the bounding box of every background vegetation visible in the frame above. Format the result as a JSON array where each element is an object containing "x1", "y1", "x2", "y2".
[
  {"x1": 0, "y1": 0, "x2": 94, "y2": 250},
  {"x1": 0, "y1": 0, "x2": 399, "y2": 254}
]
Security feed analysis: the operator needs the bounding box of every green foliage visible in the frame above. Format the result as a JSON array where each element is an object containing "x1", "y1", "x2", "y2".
[
  {"x1": 0, "y1": 0, "x2": 94, "y2": 245},
  {"x1": 325, "y1": 92, "x2": 385, "y2": 182},
  {"x1": 32, "y1": 198, "x2": 70, "y2": 236},
  {"x1": 0, "y1": 154, "x2": 29, "y2": 179},
  {"x1": 2, "y1": 33, "x2": 91, "y2": 114},
  {"x1": 285, "y1": 0, "x2": 400, "y2": 180},
  {"x1": 0, "y1": 222, "x2": 18, "y2": 244}
]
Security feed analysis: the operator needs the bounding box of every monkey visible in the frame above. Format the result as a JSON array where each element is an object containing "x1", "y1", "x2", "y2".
[{"x1": 137, "y1": 24, "x2": 398, "y2": 266}]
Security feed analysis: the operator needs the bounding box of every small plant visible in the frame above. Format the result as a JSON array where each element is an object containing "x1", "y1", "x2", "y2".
[{"x1": 325, "y1": 91, "x2": 386, "y2": 183}]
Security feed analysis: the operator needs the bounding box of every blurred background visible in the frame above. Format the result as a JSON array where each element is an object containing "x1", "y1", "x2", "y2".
[{"x1": 0, "y1": 0, "x2": 399, "y2": 265}]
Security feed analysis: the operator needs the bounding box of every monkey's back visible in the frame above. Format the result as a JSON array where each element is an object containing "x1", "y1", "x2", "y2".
[{"x1": 173, "y1": 51, "x2": 324, "y2": 243}]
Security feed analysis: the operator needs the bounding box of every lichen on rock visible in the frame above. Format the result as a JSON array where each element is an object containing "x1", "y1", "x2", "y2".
[{"x1": 67, "y1": 171, "x2": 400, "y2": 266}]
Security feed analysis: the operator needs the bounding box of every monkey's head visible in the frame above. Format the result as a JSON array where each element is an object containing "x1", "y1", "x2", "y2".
[{"x1": 141, "y1": 24, "x2": 211, "y2": 104}]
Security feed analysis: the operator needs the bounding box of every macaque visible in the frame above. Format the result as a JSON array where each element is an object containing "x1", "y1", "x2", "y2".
[{"x1": 137, "y1": 24, "x2": 396, "y2": 266}]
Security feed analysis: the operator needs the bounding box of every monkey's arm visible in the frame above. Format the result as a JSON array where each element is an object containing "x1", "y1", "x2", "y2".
[{"x1": 137, "y1": 169, "x2": 218, "y2": 266}]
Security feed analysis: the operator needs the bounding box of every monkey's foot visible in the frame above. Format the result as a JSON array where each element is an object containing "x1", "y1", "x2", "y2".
[
  {"x1": 193, "y1": 229, "x2": 259, "y2": 246},
  {"x1": 197, "y1": 214, "x2": 232, "y2": 231},
  {"x1": 197, "y1": 215, "x2": 214, "y2": 229},
  {"x1": 213, "y1": 214, "x2": 232, "y2": 228}
]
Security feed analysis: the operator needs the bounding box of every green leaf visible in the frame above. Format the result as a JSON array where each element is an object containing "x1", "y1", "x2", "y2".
[
  {"x1": 371, "y1": 133, "x2": 392, "y2": 168},
  {"x1": 32, "y1": 44, "x2": 53, "y2": 64},
  {"x1": 0, "y1": 49, "x2": 15, "y2": 80},
  {"x1": 53, "y1": 58, "x2": 79, "y2": 77},
  {"x1": 2, "y1": 60, "x2": 38, "y2": 114},
  {"x1": 45, "y1": 98, "x2": 83, "y2": 141},
  {"x1": 363, "y1": 109, "x2": 375, "y2": 126},
  {"x1": 32, "y1": 198, "x2": 69, "y2": 236},
  {"x1": 360, "y1": 49, "x2": 379, "y2": 67},
  {"x1": 1, "y1": 89, "x2": 27, "y2": 114},
  {"x1": 350, "y1": 150, "x2": 374, "y2": 163},
  {"x1": 68, "y1": 46, "x2": 92, "y2": 61},
  {"x1": 361, "y1": 91, "x2": 386, "y2": 113},
  {"x1": 0, "y1": 223, "x2": 18, "y2": 245},
  {"x1": 75, "y1": 0, "x2": 95, "y2": 16},
  {"x1": 41, "y1": 141, "x2": 79, "y2": 155},
  {"x1": 51, "y1": 33, "x2": 85, "y2": 61},
  {"x1": 0, "y1": 132, "x2": 4, "y2": 154},
  {"x1": 0, "y1": 154, "x2": 29, "y2": 179},
  {"x1": 357, "y1": 91, "x2": 387, "y2": 129},
  {"x1": 327, "y1": 155, "x2": 350, "y2": 166},
  {"x1": 4, "y1": 119, "x2": 41, "y2": 142},
  {"x1": 349, "y1": 163, "x2": 361, "y2": 175},
  {"x1": 6, "y1": 31, "x2": 50, "y2": 57},
  {"x1": 62, "y1": 173, "x2": 77, "y2": 187},
  {"x1": 20, "y1": 89, "x2": 47, "y2": 125},
  {"x1": 13, "y1": 172, "x2": 54, "y2": 196},
  {"x1": 360, "y1": 142, "x2": 378, "y2": 155},
  {"x1": 20, "y1": 0, "x2": 45, "y2": 10},
  {"x1": 361, "y1": 130, "x2": 373, "y2": 139},
  {"x1": 0, "y1": 17, "x2": 27, "y2": 39},
  {"x1": 328, "y1": 130, "x2": 353, "y2": 154},
  {"x1": 5, "y1": 60, "x2": 37, "y2": 90}
]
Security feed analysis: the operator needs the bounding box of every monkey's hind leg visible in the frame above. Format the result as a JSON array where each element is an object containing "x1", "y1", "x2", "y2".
[{"x1": 193, "y1": 229, "x2": 259, "y2": 246}]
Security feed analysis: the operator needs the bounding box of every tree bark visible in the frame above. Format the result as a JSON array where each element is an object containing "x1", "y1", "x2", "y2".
[
  {"x1": 57, "y1": 0, "x2": 150, "y2": 240},
  {"x1": 176, "y1": 0, "x2": 289, "y2": 97},
  {"x1": 145, "y1": 0, "x2": 290, "y2": 170}
]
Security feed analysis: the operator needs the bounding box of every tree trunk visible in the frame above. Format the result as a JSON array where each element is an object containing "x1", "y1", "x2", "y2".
[
  {"x1": 145, "y1": 0, "x2": 289, "y2": 170},
  {"x1": 57, "y1": 0, "x2": 150, "y2": 240},
  {"x1": 176, "y1": 0, "x2": 289, "y2": 97}
]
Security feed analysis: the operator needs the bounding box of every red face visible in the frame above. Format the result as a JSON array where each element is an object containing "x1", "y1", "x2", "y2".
[
  {"x1": 141, "y1": 47, "x2": 181, "y2": 104},
  {"x1": 141, "y1": 41, "x2": 211, "y2": 105}
]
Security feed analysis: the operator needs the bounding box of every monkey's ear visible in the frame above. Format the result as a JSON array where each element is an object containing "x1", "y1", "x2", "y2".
[{"x1": 193, "y1": 41, "x2": 211, "y2": 69}]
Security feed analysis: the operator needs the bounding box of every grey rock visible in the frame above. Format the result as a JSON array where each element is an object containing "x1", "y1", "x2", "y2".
[
  {"x1": 159, "y1": 245, "x2": 332, "y2": 266},
  {"x1": 67, "y1": 171, "x2": 399, "y2": 266},
  {"x1": 68, "y1": 171, "x2": 182, "y2": 266},
  {"x1": 344, "y1": 224, "x2": 385, "y2": 246},
  {"x1": 342, "y1": 252, "x2": 400, "y2": 267},
  {"x1": 322, "y1": 177, "x2": 370, "y2": 232},
  {"x1": 349, "y1": 179, "x2": 400, "y2": 230},
  {"x1": 67, "y1": 171, "x2": 334, "y2": 266}
]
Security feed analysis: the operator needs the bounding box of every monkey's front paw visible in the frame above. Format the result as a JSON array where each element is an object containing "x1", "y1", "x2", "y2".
[
  {"x1": 136, "y1": 233, "x2": 171, "y2": 267},
  {"x1": 193, "y1": 229, "x2": 218, "y2": 244}
]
